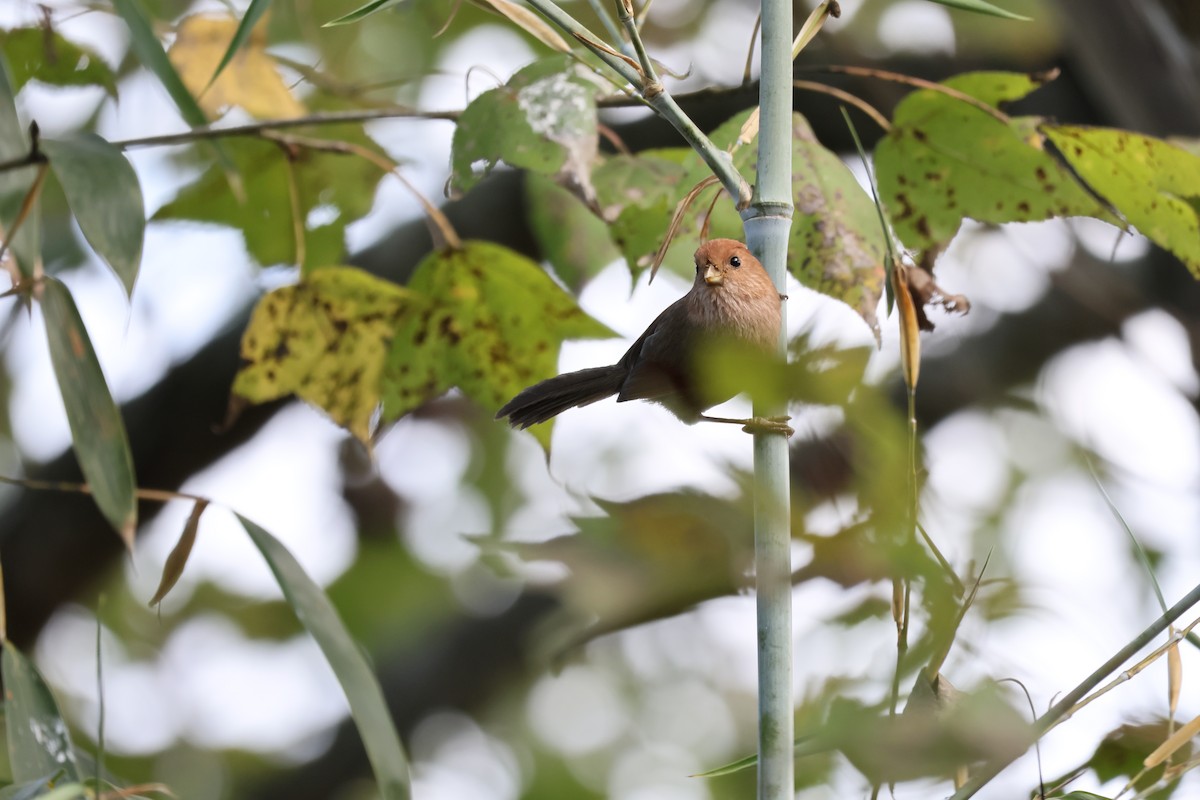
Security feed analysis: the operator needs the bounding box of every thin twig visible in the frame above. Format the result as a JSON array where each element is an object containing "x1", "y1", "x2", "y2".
[
  {"x1": 794, "y1": 80, "x2": 890, "y2": 131},
  {"x1": 949, "y1": 581, "x2": 1200, "y2": 799},
  {"x1": 0, "y1": 474, "x2": 207, "y2": 505},
  {"x1": 743, "y1": 14, "x2": 762, "y2": 86},
  {"x1": 615, "y1": 0, "x2": 659, "y2": 94},
  {"x1": 816, "y1": 64, "x2": 1013, "y2": 126},
  {"x1": 584, "y1": 0, "x2": 626, "y2": 51}
]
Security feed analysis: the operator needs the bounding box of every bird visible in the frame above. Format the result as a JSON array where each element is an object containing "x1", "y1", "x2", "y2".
[{"x1": 495, "y1": 238, "x2": 792, "y2": 435}]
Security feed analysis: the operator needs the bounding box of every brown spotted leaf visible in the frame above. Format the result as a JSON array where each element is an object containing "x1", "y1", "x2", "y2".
[
  {"x1": 1043, "y1": 125, "x2": 1200, "y2": 275},
  {"x1": 875, "y1": 71, "x2": 1115, "y2": 257},
  {"x1": 789, "y1": 113, "x2": 886, "y2": 334},
  {"x1": 232, "y1": 267, "x2": 413, "y2": 441},
  {"x1": 380, "y1": 241, "x2": 615, "y2": 449}
]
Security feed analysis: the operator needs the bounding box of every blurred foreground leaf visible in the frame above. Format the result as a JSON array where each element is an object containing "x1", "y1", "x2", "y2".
[
  {"x1": 38, "y1": 278, "x2": 137, "y2": 547},
  {"x1": 238, "y1": 514, "x2": 411, "y2": 800},
  {"x1": 922, "y1": 0, "x2": 1030, "y2": 20},
  {"x1": 525, "y1": 172, "x2": 619, "y2": 291},
  {"x1": 1, "y1": 643, "x2": 80, "y2": 785},
  {"x1": 41, "y1": 135, "x2": 144, "y2": 296}
]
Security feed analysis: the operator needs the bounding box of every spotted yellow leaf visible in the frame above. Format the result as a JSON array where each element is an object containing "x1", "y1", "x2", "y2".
[
  {"x1": 381, "y1": 241, "x2": 616, "y2": 448},
  {"x1": 232, "y1": 267, "x2": 413, "y2": 441}
]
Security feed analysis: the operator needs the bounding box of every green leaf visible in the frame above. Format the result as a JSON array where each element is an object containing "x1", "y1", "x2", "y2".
[
  {"x1": 0, "y1": 56, "x2": 39, "y2": 278},
  {"x1": 524, "y1": 172, "x2": 619, "y2": 291},
  {"x1": 2, "y1": 643, "x2": 80, "y2": 785},
  {"x1": 324, "y1": 0, "x2": 412, "y2": 26},
  {"x1": 380, "y1": 241, "x2": 615, "y2": 449},
  {"x1": 40, "y1": 135, "x2": 144, "y2": 297},
  {"x1": 875, "y1": 71, "x2": 1113, "y2": 256},
  {"x1": 450, "y1": 57, "x2": 599, "y2": 195},
  {"x1": 236, "y1": 514, "x2": 411, "y2": 800},
  {"x1": 38, "y1": 278, "x2": 137, "y2": 547},
  {"x1": 207, "y1": 0, "x2": 272, "y2": 86},
  {"x1": 1043, "y1": 125, "x2": 1200, "y2": 275},
  {"x1": 233, "y1": 267, "x2": 414, "y2": 442},
  {"x1": 591, "y1": 150, "x2": 691, "y2": 274},
  {"x1": 921, "y1": 0, "x2": 1030, "y2": 21},
  {"x1": 155, "y1": 133, "x2": 382, "y2": 270},
  {"x1": 788, "y1": 113, "x2": 886, "y2": 333},
  {"x1": 694, "y1": 751, "x2": 758, "y2": 778},
  {"x1": 0, "y1": 784, "x2": 87, "y2": 800},
  {"x1": 0, "y1": 28, "x2": 116, "y2": 96}
]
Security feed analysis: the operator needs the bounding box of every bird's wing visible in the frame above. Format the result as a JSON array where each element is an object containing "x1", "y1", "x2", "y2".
[{"x1": 616, "y1": 311, "x2": 689, "y2": 402}]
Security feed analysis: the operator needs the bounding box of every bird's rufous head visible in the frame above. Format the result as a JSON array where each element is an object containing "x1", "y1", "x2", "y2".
[{"x1": 694, "y1": 239, "x2": 763, "y2": 288}]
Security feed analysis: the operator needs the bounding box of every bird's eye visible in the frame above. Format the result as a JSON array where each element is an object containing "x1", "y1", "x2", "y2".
[{"x1": 729, "y1": 256, "x2": 741, "y2": 268}]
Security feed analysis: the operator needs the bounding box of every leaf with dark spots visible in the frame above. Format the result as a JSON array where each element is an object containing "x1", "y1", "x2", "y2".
[
  {"x1": 591, "y1": 149, "x2": 691, "y2": 275},
  {"x1": 875, "y1": 71, "x2": 1116, "y2": 257},
  {"x1": 232, "y1": 267, "x2": 414, "y2": 442},
  {"x1": 1043, "y1": 125, "x2": 1200, "y2": 275},
  {"x1": 788, "y1": 113, "x2": 887, "y2": 336},
  {"x1": 381, "y1": 241, "x2": 615, "y2": 449}
]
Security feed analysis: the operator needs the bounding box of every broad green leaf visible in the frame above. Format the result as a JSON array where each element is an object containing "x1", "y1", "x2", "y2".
[
  {"x1": 524, "y1": 172, "x2": 619, "y2": 291},
  {"x1": 922, "y1": 0, "x2": 1030, "y2": 21},
  {"x1": 1043, "y1": 125, "x2": 1200, "y2": 275},
  {"x1": 155, "y1": 133, "x2": 382, "y2": 270},
  {"x1": 381, "y1": 241, "x2": 616, "y2": 449},
  {"x1": 325, "y1": 0, "x2": 411, "y2": 26},
  {"x1": 450, "y1": 57, "x2": 599, "y2": 195},
  {"x1": 875, "y1": 71, "x2": 1113, "y2": 255},
  {"x1": 591, "y1": 149, "x2": 691, "y2": 274},
  {"x1": 38, "y1": 278, "x2": 137, "y2": 547},
  {"x1": 0, "y1": 56, "x2": 39, "y2": 279},
  {"x1": 109, "y1": 0, "x2": 209, "y2": 128},
  {"x1": 237, "y1": 514, "x2": 411, "y2": 800},
  {"x1": 2, "y1": 644, "x2": 80, "y2": 784},
  {"x1": 40, "y1": 135, "x2": 144, "y2": 297},
  {"x1": 788, "y1": 113, "x2": 886, "y2": 333},
  {"x1": 207, "y1": 0, "x2": 273, "y2": 86},
  {"x1": 232, "y1": 267, "x2": 414, "y2": 442},
  {"x1": 0, "y1": 28, "x2": 116, "y2": 96}
]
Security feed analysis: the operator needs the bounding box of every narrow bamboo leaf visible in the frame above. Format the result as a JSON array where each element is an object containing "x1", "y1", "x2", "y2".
[
  {"x1": 922, "y1": 0, "x2": 1030, "y2": 20},
  {"x1": 149, "y1": 499, "x2": 209, "y2": 606},
  {"x1": 39, "y1": 278, "x2": 137, "y2": 547},
  {"x1": 693, "y1": 751, "x2": 757, "y2": 778},
  {"x1": 2, "y1": 643, "x2": 80, "y2": 784},
  {"x1": 40, "y1": 136, "x2": 144, "y2": 297},
  {"x1": 109, "y1": 0, "x2": 208, "y2": 128},
  {"x1": 0, "y1": 57, "x2": 38, "y2": 279},
  {"x1": 237, "y1": 514, "x2": 411, "y2": 800},
  {"x1": 0, "y1": 28, "x2": 117, "y2": 96},
  {"x1": 1, "y1": 784, "x2": 87, "y2": 800},
  {"x1": 207, "y1": 0, "x2": 273, "y2": 86},
  {"x1": 324, "y1": 0, "x2": 413, "y2": 27}
]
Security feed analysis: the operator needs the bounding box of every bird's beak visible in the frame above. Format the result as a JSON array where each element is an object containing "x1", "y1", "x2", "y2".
[{"x1": 703, "y1": 263, "x2": 723, "y2": 286}]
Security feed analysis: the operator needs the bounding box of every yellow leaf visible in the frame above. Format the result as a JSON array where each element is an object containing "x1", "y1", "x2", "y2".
[{"x1": 168, "y1": 14, "x2": 305, "y2": 120}]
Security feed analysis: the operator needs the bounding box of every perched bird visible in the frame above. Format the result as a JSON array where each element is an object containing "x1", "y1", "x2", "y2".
[{"x1": 496, "y1": 238, "x2": 791, "y2": 434}]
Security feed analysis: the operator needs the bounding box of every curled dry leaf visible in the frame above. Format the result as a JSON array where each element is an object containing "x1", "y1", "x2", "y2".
[
  {"x1": 150, "y1": 499, "x2": 210, "y2": 606},
  {"x1": 902, "y1": 260, "x2": 970, "y2": 333}
]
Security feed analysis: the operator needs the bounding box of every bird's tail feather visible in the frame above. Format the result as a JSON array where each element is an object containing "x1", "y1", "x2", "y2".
[{"x1": 496, "y1": 365, "x2": 625, "y2": 429}]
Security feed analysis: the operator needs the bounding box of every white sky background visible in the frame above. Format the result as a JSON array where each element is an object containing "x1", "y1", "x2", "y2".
[{"x1": 5, "y1": 0, "x2": 1200, "y2": 798}]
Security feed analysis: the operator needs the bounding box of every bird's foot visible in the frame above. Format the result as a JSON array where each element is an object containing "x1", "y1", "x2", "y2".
[
  {"x1": 742, "y1": 415, "x2": 794, "y2": 437},
  {"x1": 700, "y1": 414, "x2": 793, "y2": 438}
]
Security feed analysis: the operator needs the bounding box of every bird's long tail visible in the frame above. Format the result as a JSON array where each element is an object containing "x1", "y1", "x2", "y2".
[{"x1": 496, "y1": 365, "x2": 626, "y2": 429}]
